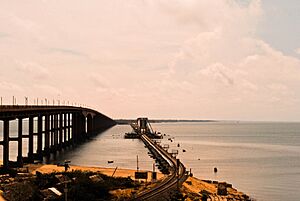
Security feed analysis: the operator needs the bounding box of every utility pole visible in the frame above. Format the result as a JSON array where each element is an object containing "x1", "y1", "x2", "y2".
[
  {"x1": 177, "y1": 159, "x2": 180, "y2": 190},
  {"x1": 137, "y1": 155, "x2": 139, "y2": 172}
]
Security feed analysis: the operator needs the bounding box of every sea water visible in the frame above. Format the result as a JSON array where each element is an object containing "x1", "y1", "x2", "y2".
[{"x1": 1, "y1": 122, "x2": 299, "y2": 201}]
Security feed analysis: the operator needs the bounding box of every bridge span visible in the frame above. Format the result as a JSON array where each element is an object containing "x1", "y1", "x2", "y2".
[
  {"x1": 135, "y1": 134, "x2": 188, "y2": 200},
  {"x1": 0, "y1": 105, "x2": 116, "y2": 170}
]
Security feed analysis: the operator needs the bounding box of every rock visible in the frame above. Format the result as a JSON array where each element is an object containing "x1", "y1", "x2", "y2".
[
  {"x1": 89, "y1": 175, "x2": 104, "y2": 183},
  {"x1": 217, "y1": 182, "x2": 228, "y2": 196}
]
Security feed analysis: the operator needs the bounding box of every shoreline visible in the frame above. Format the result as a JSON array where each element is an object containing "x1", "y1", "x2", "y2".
[
  {"x1": 27, "y1": 164, "x2": 165, "y2": 180},
  {"x1": 25, "y1": 164, "x2": 252, "y2": 200}
]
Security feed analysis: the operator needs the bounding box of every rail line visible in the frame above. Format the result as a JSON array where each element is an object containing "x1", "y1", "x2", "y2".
[{"x1": 134, "y1": 134, "x2": 188, "y2": 200}]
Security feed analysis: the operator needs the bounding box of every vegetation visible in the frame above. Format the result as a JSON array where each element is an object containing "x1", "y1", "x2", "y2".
[
  {"x1": 169, "y1": 189, "x2": 188, "y2": 201},
  {"x1": 1, "y1": 170, "x2": 140, "y2": 201}
]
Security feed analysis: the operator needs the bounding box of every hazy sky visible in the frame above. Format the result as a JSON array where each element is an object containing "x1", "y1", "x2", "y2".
[{"x1": 0, "y1": 0, "x2": 299, "y2": 121}]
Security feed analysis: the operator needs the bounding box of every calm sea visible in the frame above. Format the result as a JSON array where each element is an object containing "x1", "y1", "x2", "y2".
[{"x1": 1, "y1": 122, "x2": 300, "y2": 201}]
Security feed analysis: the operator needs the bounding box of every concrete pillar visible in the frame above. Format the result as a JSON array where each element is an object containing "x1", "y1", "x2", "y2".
[
  {"x1": 80, "y1": 115, "x2": 85, "y2": 140},
  {"x1": 63, "y1": 113, "x2": 67, "y2": 146},
  {"x1": 44, "y1": 114, "x2": 50, "y2": 157},
  {"x1": 54, "y1": 114, "x2": 58, "y2": 148},
  {"x1": 50, "y1": 114, "x2": 53, "y2": 147},
  {"x1": 68, "y1": 113, "x2": 71, "y2": 142},
  {"x1": 93, "y1": 116, "x2": 97, "y2": 131},
  {"x1": 28, "y1": 116, "x2": 34, "y2": 163},
  {"x1": 50, "y1": 114, "x2": 56, "y2": 153},
  {"x1": 37, "y1": 115, "x2": 43, "y2": 160},
  {"x1": 17, "y1": 118, "x2": 23, "y2": 166},
  {"x1": 3, "y1": 119, "x2": 9, "y2": 169},
  {"x1": 58, "y1": 113, "x2": 63, "y2": 150},
  {"x1": 91, "y1": 116, "x2": 94, "y2": 133},
  {"x1": 72, "y1": 112, "x2": 77, "y2": 144},
  {"x1": 87, "y1": 115, "x2": 92, "y2": 134}
]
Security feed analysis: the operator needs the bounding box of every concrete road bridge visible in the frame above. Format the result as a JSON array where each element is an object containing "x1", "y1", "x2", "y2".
[{"x1": 0, "y1": 105, "x2": 116, "y2": 170}]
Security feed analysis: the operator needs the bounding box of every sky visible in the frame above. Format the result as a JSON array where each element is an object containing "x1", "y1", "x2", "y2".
[{"x1": 0, "y1": 0, "x2": 299, "y2": 121}]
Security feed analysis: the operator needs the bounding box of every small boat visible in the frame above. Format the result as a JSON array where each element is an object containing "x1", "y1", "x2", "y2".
[
  {"x1": 214, "y1": 167, "x2": 218, "y2": 173},
  {"x1": 108, "y1": 160, "x2": 114, "y2": 164}
]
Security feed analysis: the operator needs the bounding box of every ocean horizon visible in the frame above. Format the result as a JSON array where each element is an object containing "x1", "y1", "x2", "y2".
[{"x1": 1, "y1": 121, "x2": 300, "y2": 201}]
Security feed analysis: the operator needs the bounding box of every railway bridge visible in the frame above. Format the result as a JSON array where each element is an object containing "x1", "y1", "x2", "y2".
[{"x1": 0, "y1": 105, "x2": 116, "y2": 170}]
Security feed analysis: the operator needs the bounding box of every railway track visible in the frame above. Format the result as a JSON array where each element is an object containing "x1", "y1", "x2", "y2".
[{"x1": 133, "y1": 134, "x2": 188, "y2": 201}]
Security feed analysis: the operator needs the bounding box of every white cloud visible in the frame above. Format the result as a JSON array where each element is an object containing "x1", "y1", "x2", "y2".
[
  {"x1": 0, "y1": 0, "x2": 299, "y2": 120},
  {"x1": 15, "y1": 61, "x2": 50, "y2": 80}
]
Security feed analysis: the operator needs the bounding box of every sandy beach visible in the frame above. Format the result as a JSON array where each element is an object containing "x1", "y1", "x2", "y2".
[{"x1": 28, "y1": 164, "x2": 165, "y2": 180}]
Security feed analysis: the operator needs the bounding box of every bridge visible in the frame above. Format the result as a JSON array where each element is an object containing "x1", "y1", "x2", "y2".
[
  {"x1": 135, "y1": 134, "x2": 188, "y2": 200},
  {"x1": 128, "y1": 118, "x2": 188, "y2": 200},
  {"x1": 0, "y1": 105, "x2": 116, "y2": 170}
]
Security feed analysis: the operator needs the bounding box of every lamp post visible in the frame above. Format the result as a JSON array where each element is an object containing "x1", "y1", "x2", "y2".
[{"x1": 25, "y1": 97, "x2": 28, "y2": 106}]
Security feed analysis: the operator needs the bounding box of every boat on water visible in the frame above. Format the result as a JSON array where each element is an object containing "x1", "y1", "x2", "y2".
[{"x1": 124, "y1": 132, "x2": 140, "y2": 139}]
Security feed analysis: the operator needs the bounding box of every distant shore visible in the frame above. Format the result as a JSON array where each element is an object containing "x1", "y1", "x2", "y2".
[{"x1": 115, "y1": 119, "x2": 218, "y2": 124}]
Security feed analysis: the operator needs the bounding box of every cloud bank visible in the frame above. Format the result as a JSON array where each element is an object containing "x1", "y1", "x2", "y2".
[{"x1": 0, "y1": 0, "x2": 299, "y2": 121}]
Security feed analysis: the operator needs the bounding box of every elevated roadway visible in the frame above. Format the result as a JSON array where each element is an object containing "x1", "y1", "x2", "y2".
[{"x1": 0, "y1": 105, "x2": 115, "y2": 169}]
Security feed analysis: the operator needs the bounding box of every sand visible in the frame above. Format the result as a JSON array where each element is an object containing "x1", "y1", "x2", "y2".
[
  {"x1": 182, "y1": 176, "x2": 250, "y2": 200},
  {"x1": 28, "y1": 164, "x2": 164, "y2": 180}
]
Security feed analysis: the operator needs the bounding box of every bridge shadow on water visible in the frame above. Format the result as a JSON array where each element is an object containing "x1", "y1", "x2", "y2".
[{"x1": 43, "y1": 127, "x2": 114, "y2": 165}]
